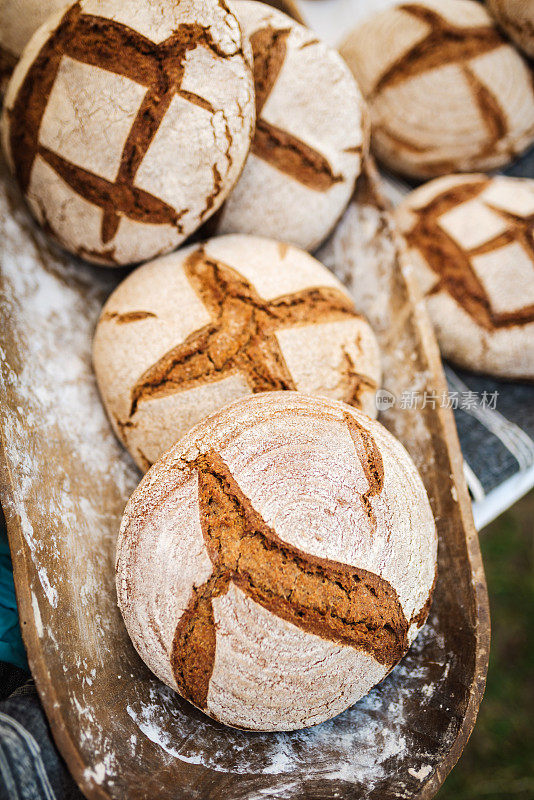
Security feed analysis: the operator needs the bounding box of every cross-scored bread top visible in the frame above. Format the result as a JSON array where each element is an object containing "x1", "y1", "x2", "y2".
[
  {"x1": 216, "y1": 0, "x2": 367, "y2": 251},
  {"x1": 396, "y1": 173, "x2": 534, "y2": 378},
  {"x1": 116, "y1": 393, "x2": 437, "y2": 731},
  {"x1": 93, "y1": 235, "x2": 381, "y2": 471},
  {"x1": 340, "y1": 0, "x2": 534, "y2": 178},
  {"x1": 1, "y1": 0, "x2": 255, "y2": 265}
]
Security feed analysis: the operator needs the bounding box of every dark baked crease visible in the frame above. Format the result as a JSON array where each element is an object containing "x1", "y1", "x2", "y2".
[
  {"x1": 248, "y1": 25, "x2": 344, "y2": 190},
  {"x1": 374, "y1": 4, "x2": 505, "y2": 94},
  {"x1": 101, "y1": 310, "x2": 157, "y2": 323},
  {"x1": 8, "y1": 3, "x2": 247, "y2": 257},
  {"x1": 405, "y1": 179, "x2": 534, "y2": 329},
  {"x1": 344, "y1": 412, "x2": 384, "y2": 528},
  {"x1": 373, "y1": 3, "x2": 508, "y2": 155},
  {"x1": 126, "y1": 247, "x2": 365, "y2": 418},
  {"x1": 171, "y1": 447, "x2": 407, "y2": 710}
]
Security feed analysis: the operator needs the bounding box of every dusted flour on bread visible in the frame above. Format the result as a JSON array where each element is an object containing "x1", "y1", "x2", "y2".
[
  {"x1": 116, "y1": 392, "x2": 437, "y2": 731},
  {"x1": 396, "y1": 173, "x2": 534, "y2": 378},
  {"x1": 93, "y1": 234, "x2": 381, "y2": 471},
  {"x1": 340, "y1": 0, "x2": 534, "y2": 179},
  {"x1": 1, "y1": 0, "x2": 255, "y2": 265},
  {"x1": 215, "y1": 0, "x2": 368, "y2": 251}
]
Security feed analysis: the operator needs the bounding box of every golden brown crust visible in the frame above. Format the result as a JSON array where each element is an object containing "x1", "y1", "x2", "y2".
[
  {"x1": 6, "y1": 3, "x2": 247, "y2": 259},
  {"x1": 410, "y1": 572, "x2": 436, "y2": 628},
  {"x1": 124, "y1": 246, "x2": 369, "y2": 433},
  {"x1": 248, "y1": 24, "x2": 342, "y2": 190},
  {"x1": 171, "y1": 445, "x2": 408, "y2": 710},
  {"x1": 403, "y1": 179, "x2": 534, "y2": 330},
  {"x1": 373, "y1": 3, "x2": 504, "y2": 95},
  {"x1": 373, "y1": 3, "x2": 508, "y2": 157}
]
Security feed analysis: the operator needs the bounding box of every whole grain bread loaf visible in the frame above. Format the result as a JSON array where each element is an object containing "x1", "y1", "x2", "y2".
[
  {"x1": 340, "y1": 0, "x2": 534, "y2": 179},
  {"x1": 1, "y1": 0, "x2": 255, "y2": 265},
  {"x1": 116, "y1": 392, "x2": 437, "y2": 731},
  {"x1": 215, "y1": 0, "x2": 369, "y2": 251},
  {"x1": 396, "y1": 173, "x2": 534, "y2": 378},
  {"x1": 93, "y1": 234, "x2": 381, "y2": 471}
]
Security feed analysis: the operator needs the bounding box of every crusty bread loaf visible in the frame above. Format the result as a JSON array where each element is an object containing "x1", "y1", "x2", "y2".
[
  {"x1": 116, "y1": 392, "x2": 437, "y2": 731},
  {"x1": 1, "y1": 0, "x2": 255, "y2": 265},
  {"x1": 93, "y1": 234, "x2": 381, "y2": 471},
  {"x1": 396, "y1": 173, "x2": 534, "y2": 378},
  {"x1": 487, "y1": 0, "x2": 534, "y2": 57},
  {"x1": 340, "y1": 0, "x2": 534, "y2": 179},
  {"x1": 215, "y1": 0, "x2": 368, "y2": 251}
]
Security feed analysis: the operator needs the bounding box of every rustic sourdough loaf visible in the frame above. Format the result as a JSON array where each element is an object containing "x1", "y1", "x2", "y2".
[
  {"x1": 396, "y1": 173, "x2": 534, "y2": 379},
  {"x1": 1, "y1": 0, "x2": 255, "y2": 265},
  {"x1": 214, "y1": 0, "x2": 368, "y2": 251},
  {"x1": 93, "y1": 234, "x2": 381, "y2": 471},
  {"x1": 339, "y1": 0, "x2": 534, "y2": 179},
  {"x1": 487, "y1": 0, "x2": 534, "y2": 57},
  {"x1": 0, "y1": 0, "x2": 67, "y2": 90},
  {"x1": 116, "y1": 392, "x2": 437, "y2": 731}
]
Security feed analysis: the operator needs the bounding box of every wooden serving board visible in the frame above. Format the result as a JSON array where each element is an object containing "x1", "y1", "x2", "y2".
[{"x1": 0, "y1": 145, "x2": 489, "y2": 799}]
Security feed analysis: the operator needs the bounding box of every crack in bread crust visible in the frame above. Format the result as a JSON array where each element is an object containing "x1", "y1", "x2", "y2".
[
  {"x1": 125, "y1": 246, "x2": 365, "y2": 422},
  {"x1": 405, "y1": 179, "x2": 534, "y2": 330},
  {"x1": 344, "y1": 412, "x2": 384, "y2": 528},
  {"x1": 373, "y1": 3, "x2": 508, "y2": 154},
  {"x1": 171, "y1": 445, "x2": 407, "y2": 710},
  {"x1": 7, "y1": 3, "x2": 246, "y2": 259},
  {"x1": 249, "y1": 25, "x2": 343, "y2": 190}
]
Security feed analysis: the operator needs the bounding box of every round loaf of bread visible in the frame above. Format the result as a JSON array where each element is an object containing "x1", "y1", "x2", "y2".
[
  {"x1": 339, "y1": 0, "x2": 534, "y2": 179},
  {"x1": 395, "y1": 173, "x2": 534, "y2": 379},
  {"x1": 116, "y1": 392, "x2": 437, "y2": 731},
  {"x1": 1, "y1": 0, "x2": 255, "y2": 265},
  {"x1": 0, "y1": 0, "x2": 67, "y2": 89},
  {"x1": 214, "y1": 0, "x2": 368, "y2": 251},
  {"x1": 487, "y1": 0, "x2": 534, "y2": 57},
  {"x1": 93, "y1": 234, "x2": 381, "y2": 471}
]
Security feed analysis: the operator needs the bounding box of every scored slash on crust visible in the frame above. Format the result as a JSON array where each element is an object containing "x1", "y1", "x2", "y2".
[
  {"x1": 404, "y1": 179, "x2": 534, "y2": 330},
  {"x1": 170, "y1": 418, "x2": 414, "y2": 711},
  {"x1": 248, "y1": 25, "x2": 346, "y2": 190},
  {"x1": 108, "y1": 246, "x2": 377, "y2": 466},
  {"x1": 371, "y1": 3, "x2": 514, "y2": 165},
  {"x1": 7, "y1": 2, "x2": 246, "y2": 259}
]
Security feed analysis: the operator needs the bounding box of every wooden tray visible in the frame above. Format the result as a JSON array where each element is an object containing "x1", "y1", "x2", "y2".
[{"x1": 0, "y1": 143, "x2": 489, "y2": 799}]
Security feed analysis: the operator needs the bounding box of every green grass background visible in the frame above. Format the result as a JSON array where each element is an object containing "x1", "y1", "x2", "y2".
[{"x1": 437, "y1": 491, "x2": 534, "y2": 800}]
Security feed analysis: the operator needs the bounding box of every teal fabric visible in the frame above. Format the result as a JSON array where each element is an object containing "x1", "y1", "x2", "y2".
[{"x1": 0, "y1": 523, "x2": 27, "y2": 671}]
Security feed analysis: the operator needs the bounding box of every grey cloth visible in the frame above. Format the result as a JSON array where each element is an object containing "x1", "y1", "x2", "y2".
[
  {"x1": 0, "y1": 672, "x2": 83, "y2": 800},
  {"x1": 446, "y1": 367, "x2": 534, "y2": 496}
]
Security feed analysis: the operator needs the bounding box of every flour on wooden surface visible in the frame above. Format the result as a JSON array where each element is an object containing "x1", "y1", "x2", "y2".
[{"x1": 0, "y1": 163, "x2": 452, "y2": 797}]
